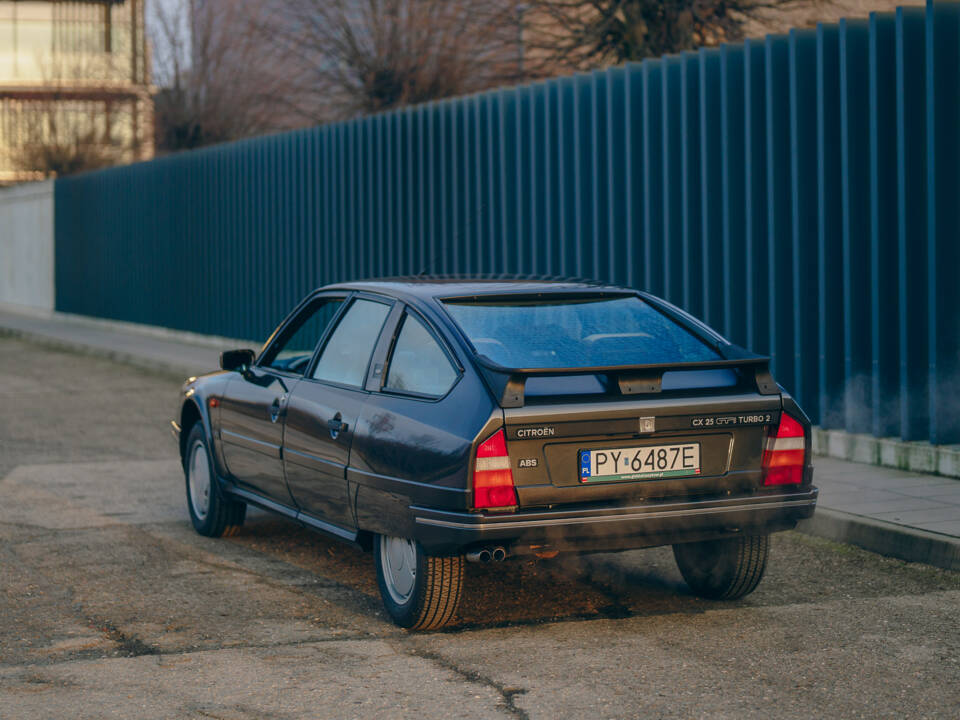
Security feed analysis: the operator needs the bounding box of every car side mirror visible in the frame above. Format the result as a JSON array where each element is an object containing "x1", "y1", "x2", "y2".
[{"x1": 221, "y1": 348, "x2": 255, "y2": 372}]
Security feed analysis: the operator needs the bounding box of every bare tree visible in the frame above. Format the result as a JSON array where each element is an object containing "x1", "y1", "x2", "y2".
[
  {"x1": 266, "y1": 0, "x2": 526, "y2": 121},
  {"x1": 524, "y1": 0, "x2": 796, "y2": 73},
  {"x1": 149, "y1": 0, "x2": 530, "y2": 144},
  {"x1": 150, "y1": 0, "x2": 302, "y2": 152},
  {"x1": 12, "y1": 101, "x2": 127, "y2": 179}
]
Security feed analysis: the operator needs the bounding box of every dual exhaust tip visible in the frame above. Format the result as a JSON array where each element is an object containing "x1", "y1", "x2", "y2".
[{"x1": 465, "y1": 546, "x2": 507, "y2": 563}]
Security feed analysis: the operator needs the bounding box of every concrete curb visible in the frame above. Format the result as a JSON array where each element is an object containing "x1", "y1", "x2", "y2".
[{"x1": 797, "y1": 508, "x2": 960, "y2": 572}]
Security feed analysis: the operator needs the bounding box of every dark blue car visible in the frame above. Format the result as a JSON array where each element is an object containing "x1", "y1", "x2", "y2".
[{"x1": 172, "y1": 278, "x2": 817, "y2": 629}]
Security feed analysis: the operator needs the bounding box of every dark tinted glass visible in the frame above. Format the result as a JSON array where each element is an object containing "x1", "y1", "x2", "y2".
[
  {"x1": 385, "y1": 314, "x2": 457, "y2": 397},
  {"x1": 443, "y1": 296, "x2": 720, "y2": 369},
  {"x1": 312, "y1": 299, "x2": 391, "y2": 386},
  {"x1": 262, "y1": 298, "x2": 343, "y2": 374}
]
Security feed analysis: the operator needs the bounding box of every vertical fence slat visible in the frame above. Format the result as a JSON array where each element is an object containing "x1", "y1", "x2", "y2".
[
  {"x1": 529, "y1": 83, "x2": 545, "y2": 275},
  {"x1": 641, "y1": 59, "x2": 663, "y2": 296},
  {"x1": 790, "y1": 29, "x2": 820, "y2": 423},
  {"x1": 661, "y1": 55, "x2": 683, "y2": 305},
  {"x1": 624, "y1": 63, "x2": 642, "y2": 289},
  {"x1": 896, "y1": 6, "x2": 928, "y2": 441},
  {"x1": 869, "y1": 12, "x2": 900, "y2": 438},
  {"x1": 516, "y1": 86, "x2": 530, "y2": 274},
  {"x1": 607, "y1": 66, "x2": 627, "y2": 286},
  {"x1": 840, "y1": 19, "x2": 872, "y2": 434},
  {"x1": 817, "y1": 24, "x2": 845, "y2": 429},
  {"x1": 590, "y1": 72, "x2": 603, "y2": 279},
  {"x1": 744, "y1": 38, "x2": 769, "y2": 355},
  {"x1": 766, "y1": 35, "x2": 794, "y2": 396},
  {"x1": 699, "y1": 47, "x2": 723, "y2": 330},
  {"x1": 720, "y1": 44, "x2": 746, "y2": 346},
  {"x1": 925, "y1": 0, "x2": 960, "y2": 444},
  {"x1": 680, "y1": 52, "x2": 701, "y2": 317}
]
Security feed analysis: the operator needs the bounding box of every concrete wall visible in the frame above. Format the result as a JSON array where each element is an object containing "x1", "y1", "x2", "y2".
[{"x1": 0, "y1": 180, "x2": 54, "y2": 311}]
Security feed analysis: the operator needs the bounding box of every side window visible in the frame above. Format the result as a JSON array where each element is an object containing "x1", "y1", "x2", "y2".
[
  {"x1": 312, "y1": 298, "x2": 391, "y2": 387},
  {"x1": 385, "y1": 314, "x2": 458, "y2": 397},
  {"x1": 261, "y1": 298, "x2": 343, "y2": 374}
]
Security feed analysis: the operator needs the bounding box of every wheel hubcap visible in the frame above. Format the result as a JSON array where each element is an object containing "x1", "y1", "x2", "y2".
[
  {"x1": 188, "y1": 439, "x2": 211, "y2": 521},
  {"x1": 380, "y1": 535, "x2": 417, "y2": 605}
]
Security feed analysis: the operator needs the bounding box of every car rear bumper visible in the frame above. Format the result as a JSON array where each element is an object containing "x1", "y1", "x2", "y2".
[{"x1": 411, "y1": 486, "x2": 818, "y2": 555}]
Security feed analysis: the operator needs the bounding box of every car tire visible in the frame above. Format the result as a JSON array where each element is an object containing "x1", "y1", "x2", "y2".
[
  {"x1": 183, "y1": 423, "x2": 246, "y2": 538},
  {"x1": 374, "y1": 534, "x2": 464, "y2": 630},
  {"x1": 672, "y1": 534, "x2": 769, "y2": 600}
]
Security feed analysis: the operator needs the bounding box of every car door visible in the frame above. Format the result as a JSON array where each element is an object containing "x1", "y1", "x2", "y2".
[
  {"x1": 282, "y1": 295, "x2": 395, "y2": 529},
  {"x1": 219, "y1": 294, "x2": 347, "y2": 504},
  {"x1": 348, "y1": 305, "x2": 474, "y2": 534}
]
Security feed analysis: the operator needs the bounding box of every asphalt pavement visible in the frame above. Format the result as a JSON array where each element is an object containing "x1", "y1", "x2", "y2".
[{"x1": 0, "y1": 333, "x2": 958, "y2": 719}]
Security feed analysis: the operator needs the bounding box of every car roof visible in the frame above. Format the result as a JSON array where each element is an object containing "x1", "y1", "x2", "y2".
[{"x1": 319, "y1": 275, "x2": 634, "y2": 304}]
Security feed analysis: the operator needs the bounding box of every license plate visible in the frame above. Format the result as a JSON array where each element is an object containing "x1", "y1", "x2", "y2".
[{"x1": 579, "y1": 443, "x2": 701, "y2": 483}]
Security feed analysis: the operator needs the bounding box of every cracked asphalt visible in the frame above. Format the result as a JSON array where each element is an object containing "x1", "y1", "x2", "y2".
[{"x1": 1, "y1": 336, "x2": 958, "y2": 719}]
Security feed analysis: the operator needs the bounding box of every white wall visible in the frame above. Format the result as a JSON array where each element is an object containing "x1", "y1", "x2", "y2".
[{"x1": 0, "y1": 180, "x2": 55, "y2": 311}]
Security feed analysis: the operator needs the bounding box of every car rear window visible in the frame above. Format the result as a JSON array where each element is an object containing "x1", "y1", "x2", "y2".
[{"x1": 442, "y1": 295, "x2": 720, "y2": 369}]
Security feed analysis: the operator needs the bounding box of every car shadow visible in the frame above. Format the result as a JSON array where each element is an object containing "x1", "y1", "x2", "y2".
[{"x1": 227, "y1": 512, "x2": 960, "y2": 631}]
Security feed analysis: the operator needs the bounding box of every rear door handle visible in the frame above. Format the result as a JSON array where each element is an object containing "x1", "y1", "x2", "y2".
[{"x1": 328, "y1": 413, "x2": 348, "y2": 438}]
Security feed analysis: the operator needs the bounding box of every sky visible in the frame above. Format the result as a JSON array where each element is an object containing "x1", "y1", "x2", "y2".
[{"x1": 147, "y1": 0, "x2": 191, "y2": 85}]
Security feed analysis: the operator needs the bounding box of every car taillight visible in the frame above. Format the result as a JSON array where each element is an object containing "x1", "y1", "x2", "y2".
[
  {"x1": 473, "y1": 429, "x2": 518, "y2": 510},
  {"x1": 762, "y1": 413, "x2": 806, "y2": 486}
]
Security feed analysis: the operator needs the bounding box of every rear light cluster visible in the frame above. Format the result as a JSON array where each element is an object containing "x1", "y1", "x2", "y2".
[
  {"x1": 473, "y1": 429, "x2": 518, "y2": 510},
  {"x1": 762, "y1": 413, "x2": 807, "y2": 486}
]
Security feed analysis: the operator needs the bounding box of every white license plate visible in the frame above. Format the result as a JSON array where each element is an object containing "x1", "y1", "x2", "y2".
[{"x1": 579, "y1": 443, "x2": 701, "y2": 483}]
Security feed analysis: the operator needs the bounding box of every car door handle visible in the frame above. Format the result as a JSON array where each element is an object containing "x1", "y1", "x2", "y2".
[
  {"x1": 269, "y1": 396, "x2": 284, "y2": 423},
  {"x1": 328, "y1": 413, "x2": 348, "y2": 438}
]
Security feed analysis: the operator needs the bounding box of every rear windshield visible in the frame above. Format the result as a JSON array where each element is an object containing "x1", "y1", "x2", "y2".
[{"x1": 442, "y1": 295, "x2": 721, "y2": 369}]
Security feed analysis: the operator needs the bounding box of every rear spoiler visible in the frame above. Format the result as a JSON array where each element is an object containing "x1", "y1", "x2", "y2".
[{"x1": 473, "y1": 352, "x2": 779, "y2": 408}]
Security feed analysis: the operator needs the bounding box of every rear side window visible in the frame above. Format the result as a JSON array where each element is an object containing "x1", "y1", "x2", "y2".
[
  {"x1": 385, "y1": 314, "x2": 458, "y2": 397},
  {"x1": 442, "y1": 295, "x2": 719, "y2": 369},
  {"x1": 312, "y1": 299, "x2": 391, "y2": 387}
]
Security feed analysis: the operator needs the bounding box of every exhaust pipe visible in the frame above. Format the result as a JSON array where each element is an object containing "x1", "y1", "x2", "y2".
[
  {"x1": 466, "y1": 548, "x2": 492, "y2": 563},
  {"x1": 465, "y1": 546, "x2": 508, "y2": 563}
]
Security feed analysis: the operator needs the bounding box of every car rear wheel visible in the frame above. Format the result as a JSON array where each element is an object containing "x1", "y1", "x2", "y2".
[
  {"x1": 184, "y1": 423, "x2": 246, "y2": 537},
  {"x1": 374, "y1": 534, "x2": 464, "y2": 630},
  {"x1": 672, "y1": 534, "x2": 769, "y2": 600}
]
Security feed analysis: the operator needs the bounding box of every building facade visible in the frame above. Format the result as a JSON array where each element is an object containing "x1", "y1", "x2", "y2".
[{"x1": 0, "y1": 0, "x2": 153, "y2": 186}]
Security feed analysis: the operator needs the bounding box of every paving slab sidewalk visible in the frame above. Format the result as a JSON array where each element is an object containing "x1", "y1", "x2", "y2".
[
  {"x1": 804, "y1": 458, "x2": 960, "y2": 571},
  {"x1": 1, "y1": 304, "x2": 958, "y2": 572},
  {"x1": 0, "y1": 304, "x2": 247, "y2": 377}
]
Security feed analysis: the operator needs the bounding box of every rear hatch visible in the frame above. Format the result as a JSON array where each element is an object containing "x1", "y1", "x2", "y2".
[
  {"x1": 502, "y1": 384, "x2": 780, "y2": 508},
  {"x1": 441, "y1": 289, "x2": 783, "y2": 509}
]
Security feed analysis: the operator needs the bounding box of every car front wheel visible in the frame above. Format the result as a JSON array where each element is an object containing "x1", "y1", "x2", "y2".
[
  {"x1": 374, "y1": 534, "x2": 464, "y2": 630},
  {"x1": 183, "y1": 423, "x2": 246, "y2": 537},
  {"x1": 672, "y1": 534, "x2": 769, "y2": 600}
]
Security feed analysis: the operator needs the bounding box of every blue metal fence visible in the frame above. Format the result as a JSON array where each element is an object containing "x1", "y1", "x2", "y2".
[{"x1": 54, "y1": 1, "x2": 960, "y2": 444}]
